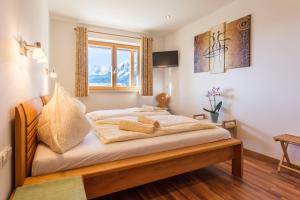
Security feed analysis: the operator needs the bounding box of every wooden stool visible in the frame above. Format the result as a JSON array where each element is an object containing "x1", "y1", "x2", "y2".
[{"x1": 273, "y1": 134, "x2": 300, "y2": 174}]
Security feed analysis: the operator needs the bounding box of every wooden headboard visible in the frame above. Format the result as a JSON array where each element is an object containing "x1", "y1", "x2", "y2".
[{"x1": 15, "y1": 95, "x2": 50, "y2": 187}]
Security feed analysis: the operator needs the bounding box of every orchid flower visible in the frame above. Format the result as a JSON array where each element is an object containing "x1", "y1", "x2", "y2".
[{"x1": 203, "y1": 87, "x2": 222, "y2": 114}]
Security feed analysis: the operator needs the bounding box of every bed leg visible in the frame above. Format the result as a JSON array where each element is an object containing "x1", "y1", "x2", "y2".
[{"x1": 232, "y1": 143, "x2": 243, "y2": 178}]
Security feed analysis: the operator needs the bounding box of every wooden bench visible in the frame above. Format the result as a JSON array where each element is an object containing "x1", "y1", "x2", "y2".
[
  {"x1": 273, "y1": 134, "x2": 300, "y2": 174},
  {"x1": 11, "y1": 176, "x2": 86, "y2": 200}
]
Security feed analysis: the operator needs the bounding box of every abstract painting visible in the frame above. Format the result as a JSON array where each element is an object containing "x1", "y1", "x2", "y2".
[
  {"x1": 225, "y1": 15, "x2": 251, "y2": 69},
  {"x1": 209, "y1": 23, "x2": 226, "y2": 74},
  {"x1": 194, "y1": 31, "x2": 210, "y2": 72},
  {"x1": 194, "y1": 15, "x2": 251, "y2": 73}
]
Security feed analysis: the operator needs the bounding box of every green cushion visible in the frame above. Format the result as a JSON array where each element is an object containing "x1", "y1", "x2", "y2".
[{"x1": 13, "y1": 177, "x2": 87, "y2": 200}]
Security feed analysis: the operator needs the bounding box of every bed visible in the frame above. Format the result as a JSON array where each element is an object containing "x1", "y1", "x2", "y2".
[{"x1": 15, "y1": 96, "x2": 243, "y2": 199}]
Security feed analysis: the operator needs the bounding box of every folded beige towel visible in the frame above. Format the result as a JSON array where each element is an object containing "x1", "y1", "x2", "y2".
[
  {"x1": 138, "y1": 116, "x2": 160, "y2": 128},
  {"x1": 119, "y1": 120, "x2": 155, "y2": 134}
]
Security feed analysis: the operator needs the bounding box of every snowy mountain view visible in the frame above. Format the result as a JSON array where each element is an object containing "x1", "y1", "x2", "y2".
[
  {"x1": 116, "y1": 60, "x2": 130, "y2": 86},
  {"x1": 89, "y1": 64, "x2": 112, "y2": 86},
  {"x1": 88, "y1": 46, "x2": 138, "y2": 87},
  {"x1": 88, "y1": 61, "x2": 130, "y2": 86}
]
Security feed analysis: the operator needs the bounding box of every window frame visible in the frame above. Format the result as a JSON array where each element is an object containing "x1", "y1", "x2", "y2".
[{"x1": 88, "y1": 40, "x2": 140, "y2": 92}]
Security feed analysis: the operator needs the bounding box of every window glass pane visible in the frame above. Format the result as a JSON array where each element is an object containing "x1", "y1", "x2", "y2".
[
  {"x1": 133, "y1": 50, "x2": 138, "y2": 87},
  {"x1": 88, "y1": 46, "x2": 112, "y2": 87},
  {"x1": 116, "y1": 49, "x2": 131, "y2": 87}
]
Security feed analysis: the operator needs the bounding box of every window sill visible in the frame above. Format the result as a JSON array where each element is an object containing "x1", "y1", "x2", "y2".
[{"x1": 89, "y1": 87, "x2": 140, "y2": 93}]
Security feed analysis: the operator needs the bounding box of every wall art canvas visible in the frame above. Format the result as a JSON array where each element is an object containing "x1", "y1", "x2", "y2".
[
  {"x1": 225, "y1": 15, "x2": 251, "y2": 69},
  {"x1": 194, "y1": 31, "x2": 210, "y2": 72},
  {"x1": 209, "y1": 23, "x2": 226, "y2": 74},
  {"x1": 194, "y1": 15, "x2": 251, "y2": 73}
]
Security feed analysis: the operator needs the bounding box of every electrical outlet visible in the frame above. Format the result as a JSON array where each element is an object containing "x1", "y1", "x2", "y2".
[
  {"x1": 6, "y1": 146, "x2": 12, "y2": 160},
  {"x1": 0, "y1": 154, "x2": 3, "y2": 168},
  {"x1": 2, "y1": 150, "x2": 8, "y2": 163},
  {"x1": 0, "y1": 150, "x2": 4, "y2": 169},
  {"x1": 0, "y1": 146, "x2": 12, "y2": 169}
]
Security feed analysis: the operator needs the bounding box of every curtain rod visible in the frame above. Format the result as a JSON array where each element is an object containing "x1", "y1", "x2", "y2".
[{"x1": 74, "y1": 28, "x2": 142, "y2": 40}]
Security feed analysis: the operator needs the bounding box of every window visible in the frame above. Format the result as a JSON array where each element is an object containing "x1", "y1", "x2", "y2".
[{"x1": 88, "y1": 40, "x2": 140, "y2": 91}]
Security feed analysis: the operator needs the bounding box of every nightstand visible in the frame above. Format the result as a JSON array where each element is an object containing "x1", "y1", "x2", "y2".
[{"x1": 193, "y1": 114, "x2": 237, "y2": 138}]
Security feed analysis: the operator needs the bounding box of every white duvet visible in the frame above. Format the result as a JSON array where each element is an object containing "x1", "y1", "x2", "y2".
[{"x1": 92, "y1": 115, "x2": 217, "y2": 144}]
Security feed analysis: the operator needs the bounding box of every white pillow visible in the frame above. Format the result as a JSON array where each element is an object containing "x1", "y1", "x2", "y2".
[
  {"x1": 38, "y1": 84, "x2": 91, "y2": 154},
  {"x1": 73, "y1": 98, "x2": 86, "y2": 113}
]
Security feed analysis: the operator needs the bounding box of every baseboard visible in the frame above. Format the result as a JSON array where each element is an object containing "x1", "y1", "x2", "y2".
[
  {"x1": 243, "y1": 148, "x2": 278, "y2": 164},
  {"x1": 243, "y1": 148, "x2": 300, "y2": 172}
]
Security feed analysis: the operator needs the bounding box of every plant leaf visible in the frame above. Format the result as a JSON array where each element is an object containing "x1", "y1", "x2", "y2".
[
  {"x1": 214, "y1": 101, "x2": 222, "y2": 113},
  {"x1": 203, "y1": 108, "x2": 214, "y2": 113}
]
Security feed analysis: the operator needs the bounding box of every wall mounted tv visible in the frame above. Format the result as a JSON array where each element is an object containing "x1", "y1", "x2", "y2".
[{"x1": 153, "y1": 51, "x2": 178, "y2": 68}]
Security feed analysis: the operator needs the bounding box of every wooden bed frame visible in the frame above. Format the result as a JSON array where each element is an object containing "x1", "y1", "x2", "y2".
[{"x1": 15, "y1": 96, "x2": 243, "y2": 199}]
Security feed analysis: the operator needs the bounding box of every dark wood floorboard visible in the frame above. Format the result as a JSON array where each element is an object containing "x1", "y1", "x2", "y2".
[{"x1": 95, "y1": 154, "x2": 300, "y2": 200}]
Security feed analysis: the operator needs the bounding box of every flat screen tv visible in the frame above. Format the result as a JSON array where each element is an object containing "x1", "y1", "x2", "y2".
[{"x1": 153, "y1": 51, "x2": 178, "y2": 67}]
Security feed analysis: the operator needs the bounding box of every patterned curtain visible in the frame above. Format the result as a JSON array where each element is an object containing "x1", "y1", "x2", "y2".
[
  {"x1": 75, "y1": 26, "x2": 88, "y2": 97},
  {"x1": 141, "y1": 37, "x2": 153, "y2": 96}
]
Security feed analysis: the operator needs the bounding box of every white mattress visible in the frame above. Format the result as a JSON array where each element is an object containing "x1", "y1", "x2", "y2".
[{"x1": 32, "y1": 127, "x2": 231, "y2": 176}]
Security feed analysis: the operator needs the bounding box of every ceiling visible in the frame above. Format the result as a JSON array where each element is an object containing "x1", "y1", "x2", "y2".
[{"x1": 49, "y1": 0, "x2": 234, "y2": 35}]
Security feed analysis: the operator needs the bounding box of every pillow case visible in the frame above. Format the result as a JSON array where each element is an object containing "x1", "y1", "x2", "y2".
[
  {"x1": 38, "y1": 83, "x2": 91, "y2": 154},
  {"x1": 73, "y1": 97, "x2": 86, "y2": 113}
]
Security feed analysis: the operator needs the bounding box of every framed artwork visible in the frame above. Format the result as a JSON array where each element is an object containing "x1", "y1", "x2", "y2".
[
  {"x1": 194, "y1": 15, "x2": 251, "y2": 73},
  {"x1": 194, "y1": 31, "x2": 210, "y2": 72},
  {"x1": 225, "y1": 15, "x2": 251, "y2": 69},
  {"x1": 209, "y1": 23, "x2": 226, "y2": 74}
]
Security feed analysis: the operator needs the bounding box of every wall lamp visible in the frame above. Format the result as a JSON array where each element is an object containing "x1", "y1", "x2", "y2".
[{"x1": 19, "y1": 40, "x2": 48, "y2": 64}]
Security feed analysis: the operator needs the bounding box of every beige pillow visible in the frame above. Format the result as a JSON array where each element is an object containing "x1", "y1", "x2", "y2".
[
  {"x1": 73, "y1": 98, "x2": 86, "y2": 113},
  {"x1": 38, "y1": 84, "x2": 91, "y2": 153}
]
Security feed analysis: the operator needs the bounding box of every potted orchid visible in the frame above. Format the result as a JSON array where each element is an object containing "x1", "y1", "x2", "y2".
[{"x1": 203, "y1": 87, "x2": 222, "y2": 123}]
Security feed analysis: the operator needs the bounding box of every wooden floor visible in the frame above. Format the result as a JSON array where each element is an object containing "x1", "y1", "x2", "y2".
[{"x1": 95, "y1": 153, "x2": 300, "y2": 200}]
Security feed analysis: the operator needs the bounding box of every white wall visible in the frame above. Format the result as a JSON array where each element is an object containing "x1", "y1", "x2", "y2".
[
  {"x1": 0, "y1": 0, "x2": 49, "y2": 199},
  {"x1": 164, "y1": 0, "x2": 300, "y2": 163},
  {"x1": 50, "y1": 18, "x2": 166, "y2": 112}
]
